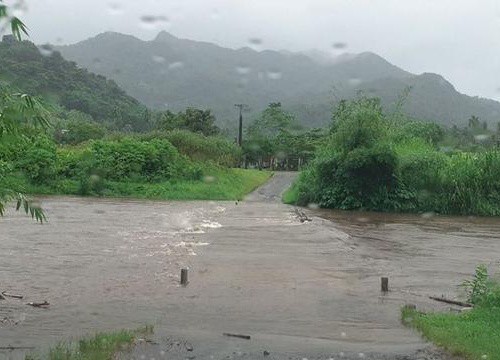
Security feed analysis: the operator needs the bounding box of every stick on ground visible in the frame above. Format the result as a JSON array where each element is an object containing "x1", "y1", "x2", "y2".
[
  {"x1": 1, "y1": 292, "x2": 24, "y2": 299},
  {"x1": 223, "y1": 333, "x2": 251, "y2": 340},
  {"x1": 429, "y1": 296, "x2": 473, "y2": 308}
]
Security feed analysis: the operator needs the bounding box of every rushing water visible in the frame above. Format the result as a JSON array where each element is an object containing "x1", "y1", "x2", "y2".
[{"x1": 1, "y1": 177, "x2": 500, "y2": 359}]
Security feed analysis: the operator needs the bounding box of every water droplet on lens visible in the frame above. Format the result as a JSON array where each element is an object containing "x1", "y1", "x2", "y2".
[
  {"x1": 107, "y1": 2, "x2": 123, "y2": 16},
  {"x1": 421, "y1": 212, "x2": 435, "y2": 219},
  {"x1": 248, "y1": 37, "x2": 263, "y2": 50},
  {"x1": 203, "y1": 176, "x2": 216, "y2": 183},
  {"x1": 12, "y1": 2, "x2": 27, "y2": 17},
  {"x1": 267, "y1": 71, "x2": 282, "y2": 80},
  {"x1": 475, "y1": 134, "x2": 490, "y2": 142},
  {"x1": 248, "y1": 37, "x2": 262, "y2": 45},
  {"x1": 168, "y1": 61, "x2": 184, "y2": 70},
  {"x1": 348, "y1": 78, "x2": 362, "y2": 87},
  {"x1": 210, "y1": 8, "x2": 221, "y2": 20},
  {"x1": 139, "y1": 15, "x2": 170, "y2": 30},
  {"x1": 307, "y1": 203, "x2": 319, "y2": 210},
  {"x1": 152, "y1": 55, "x2": 166, "y2": 64},
  {"x1": 332, "y1": 42, "x2": 347, "y2": 49},
  {"x1": 38, "y1": 44, "x2": 53, "y2": 57},
  {"x1": 236, "y1": 66, "x2": 251, "y2": 75}
]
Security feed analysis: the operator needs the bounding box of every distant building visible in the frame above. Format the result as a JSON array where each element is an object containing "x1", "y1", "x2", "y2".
[{"x1": 1, "y1": 35, "x2": 16, "y2": 44}]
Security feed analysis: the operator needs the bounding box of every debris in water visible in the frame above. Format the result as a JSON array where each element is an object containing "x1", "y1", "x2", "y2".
[
  {"x1": 223, "y1": 333, "x2": 251, "y2": 340},
  {"x1": 294, "y1": 208, "x2": 312, "y2": 223},
  {"x1": 26, "y1": 300, "x2": 50, "y2": 308},
  {"x1": 1, "y1": 291, "x2": 24, "y2": 299}
]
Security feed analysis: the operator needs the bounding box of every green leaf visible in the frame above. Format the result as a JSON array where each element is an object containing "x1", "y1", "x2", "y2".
[{"x1": 10, "y1": 17, "x2": 29, "y2": 41}]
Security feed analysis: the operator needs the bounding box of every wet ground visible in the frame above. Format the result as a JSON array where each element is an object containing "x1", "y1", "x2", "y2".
[{"x1": 1, "y1": 172, "x2": 499, "y2": 359}]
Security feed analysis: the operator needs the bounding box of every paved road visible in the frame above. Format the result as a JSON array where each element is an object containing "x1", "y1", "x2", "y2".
[{"x1": 125, "y1": 172, "x2": 460, "y2": 360}]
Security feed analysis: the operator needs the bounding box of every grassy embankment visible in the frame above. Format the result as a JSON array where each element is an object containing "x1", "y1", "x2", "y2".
[
  {"x1": 2, "y1": 131, "x2": 272, "y2": 202},
  {"x1": 6, "y1": 168, "x2": 272, "y2": 201},
  {"x1": 25, "y1": 325, "x2": 153, "y2": 360},
  {"x1": 402, "y1": 266, "x2": 500, "y2": 359}
]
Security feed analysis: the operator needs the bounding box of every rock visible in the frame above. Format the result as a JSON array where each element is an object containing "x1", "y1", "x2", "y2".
[{"x1": 263, "y1": 350, "x2": 270, "y2": 356}]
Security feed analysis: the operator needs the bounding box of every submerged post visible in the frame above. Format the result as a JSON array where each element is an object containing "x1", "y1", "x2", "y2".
[
  {"x1": 381, "y1": 277, "x2": 389, "y2": 292},
  {"x1": 180, "y1": 268, "x2": 189, "y2": 286}
]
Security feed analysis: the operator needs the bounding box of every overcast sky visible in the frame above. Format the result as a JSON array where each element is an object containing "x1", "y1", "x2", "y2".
[{"x1": 7, "y1": 0, "x2": 500, "y2": 100}]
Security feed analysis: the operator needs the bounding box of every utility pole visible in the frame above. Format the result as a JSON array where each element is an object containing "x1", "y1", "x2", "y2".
[{"x1": 234, "y1": 104, "x2": 247, "y2": 147}]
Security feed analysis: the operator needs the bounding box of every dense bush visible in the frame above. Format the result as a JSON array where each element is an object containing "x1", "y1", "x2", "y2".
[
  {"x1": 17, "y1": 136, "x2": 57, "y2": 184},
  {"x1": 293, "y1": 98, "x2": 401, "y2": 210},
  {"x1": 90, "y1": 138, "x2": 200, "y2": 181},
  {"x1": 291, "y1": 97, "x2": 500, "y2": 216},
  {"x1": 163, "y1": 130, "x2": 240, "y2": 166},
  {"x1": 53, "y1": 110, "x2": 107, "y2": 144}
]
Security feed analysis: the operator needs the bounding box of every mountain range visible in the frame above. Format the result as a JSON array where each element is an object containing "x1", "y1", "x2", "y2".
[{"x1": 6, "y1": 30, "x2": 495, "y2": 130}]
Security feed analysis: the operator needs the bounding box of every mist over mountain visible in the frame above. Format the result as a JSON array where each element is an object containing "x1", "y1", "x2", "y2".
[{"x1": 56, "y1": 31, "x2": 500, "y2": 129}]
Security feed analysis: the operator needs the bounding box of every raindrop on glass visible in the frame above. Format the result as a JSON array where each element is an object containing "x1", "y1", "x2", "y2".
[
  {"x1": 307, "y1": 203, "x2": 319, "y2": 210},
  {"x1": 210, "y1": 8, "x2": 221, "y2": 20},
  {"x1": 248, "y1": 37, "x2": 263, "y2": 50},
  {"x1": 421, "y1": 212, "x2": 435, "y2": 219},
  {"x1": 248, "y1": 38, "x2": 262, "y2": 46},
  {"x1": 139, "y1": 15, "x2": 170, "y2": 30},
  {"x1": 475, "y1": 134, "x2": 490, "y2": 142},
  {"x1": 11, "y1": 2, "x2": 27, "y2": 18},
  {"x1": 107, "y1": 2, "x2": 123, "y2": 16},
  {"x1": 152, "y1": 55, "x2": 166, "y2": 64},
  {"x1": 38, "y1": 44, "x2": 53, "y2": 57},
  {"x1": 348, "y1": 78, "x2": 362, "y2": 87},
  {"x1": 236, "y1": 66, "x2": 251, "y2": 75},
  {"x1": 267, "y1": 71, "x2": 283, "y2": 80},
  {"x1": 168, "y1": 61, "x2": 184, "y2": 70},
  {"x1": 332, "y1": 42, "x2": 347, "y2": 49}
]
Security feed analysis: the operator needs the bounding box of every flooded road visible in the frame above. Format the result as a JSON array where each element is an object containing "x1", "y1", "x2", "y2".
[{"x1": 1, "y1": 172, "x2": 499, "y2": 359}]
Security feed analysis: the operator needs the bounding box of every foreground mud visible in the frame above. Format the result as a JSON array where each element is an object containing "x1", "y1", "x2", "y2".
[{"x1": 1, "y1": 173, "x2": 496, "y2": 359}]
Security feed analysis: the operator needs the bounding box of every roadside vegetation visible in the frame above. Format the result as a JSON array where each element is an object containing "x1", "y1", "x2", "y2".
[
  {"x1": 25, "y1": 325, "x2": 153, "y2": 360},
  {"x1": 286, "y1": 97, "x2": 500, "y2": 216},
  {"x1": 403, "y1": 265, "x2": 500, "y2": 359}
]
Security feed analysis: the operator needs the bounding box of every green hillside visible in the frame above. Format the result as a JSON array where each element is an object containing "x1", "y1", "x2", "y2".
[
  {"x1": 56, "y1": 31, "x2": 500, "y2": 129},
  {"x1": 0, "y1": 38, "x2": 150, "y2": 131}
]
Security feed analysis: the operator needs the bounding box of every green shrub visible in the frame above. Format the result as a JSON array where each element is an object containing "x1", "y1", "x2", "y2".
[
  {"x1": 137, "y1": 130, "x2": 241, "y2": 167},
  {"x1": 17, "y1": 136, "x2": 57, "y2": 184},
  {"x1": 90, "y1": 138, "x2": 181, "y2": 181}
]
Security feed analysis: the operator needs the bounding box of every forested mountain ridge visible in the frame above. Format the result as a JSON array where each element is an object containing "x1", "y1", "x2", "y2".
[
  {"x1": 0, "y1": 37, "x2": 150, "y2": 131},
  {"x1": 55, "y1": 31, "x2": 500, "y2": 129}
]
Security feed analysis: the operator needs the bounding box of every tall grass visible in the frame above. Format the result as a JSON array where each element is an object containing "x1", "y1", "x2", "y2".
[
  {"x1": 403, "y1": 266, "x2": 500, "y2": 359},
  {"x1": 26, "y1": 330, "x2": 135, "y2": 360}
]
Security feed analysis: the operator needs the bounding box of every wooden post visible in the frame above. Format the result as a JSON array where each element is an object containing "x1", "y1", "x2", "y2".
[
  {"x1": 180, "y1": 268, "x2": 188, "y2": 286},
  {"x1": 381, "y1": 277, "x2": 389, "y2": 292}
]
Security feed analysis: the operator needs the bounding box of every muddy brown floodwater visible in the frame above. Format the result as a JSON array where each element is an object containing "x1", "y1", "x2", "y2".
[{"x1": 1, "y1": 172, "x2": 499, "y2": 359}]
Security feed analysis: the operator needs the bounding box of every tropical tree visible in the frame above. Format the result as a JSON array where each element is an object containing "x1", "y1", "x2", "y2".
[
  {"x1": 155, "y1": 108, "x2": 220, "y2": 136},
  {"x1": 0, "y1": 1, "x2": 47, "y2": 222},
  {"x1": 468, "y1": 115, "x2": 480, "y2": 128}
]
